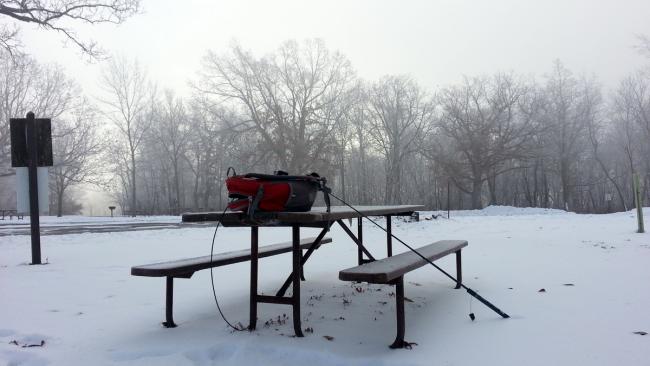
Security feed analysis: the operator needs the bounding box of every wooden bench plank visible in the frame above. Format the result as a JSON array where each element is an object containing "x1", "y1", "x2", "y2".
[
  {"x1": 339, "y1": 240, "x2": 467, "y2": 284},
  {"x1": 131, "y1": 236, "x2": 332, "y2": 277}
]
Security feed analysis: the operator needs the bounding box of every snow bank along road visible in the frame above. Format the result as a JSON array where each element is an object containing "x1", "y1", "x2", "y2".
[
  {"x1": 0, "y1": 216, "x2": 203, "y2": 236},
  {"x1": 0, "y1": 207, "x2": 649, "y2": 366}
]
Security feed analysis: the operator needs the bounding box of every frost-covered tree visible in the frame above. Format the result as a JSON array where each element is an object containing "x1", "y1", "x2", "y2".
[
  {"x1": 0, "y1": 0, "x2": 140, "y2": 57},
  {"x1": 196, "y1": 39, "x2": 356, "y2": 175},
  {"x1": 366, "y1": 75, "x2": 434, "y2": 204},
  {"x1": 435, "y1": 73, "x2": 541, "y2": 209},
  {"x1": 99, "y1": 55, "x2": 155, "y2": 214}
]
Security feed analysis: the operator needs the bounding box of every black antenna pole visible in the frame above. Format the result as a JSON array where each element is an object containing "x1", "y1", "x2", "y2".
[{"x1": 328, "y1": 191, "x2": 510, "y2": 319}]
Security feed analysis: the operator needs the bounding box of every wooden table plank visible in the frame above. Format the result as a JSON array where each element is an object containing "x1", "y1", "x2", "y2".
[{"x1": 181, "y1": 205, "x2": 424, "y2": 226}]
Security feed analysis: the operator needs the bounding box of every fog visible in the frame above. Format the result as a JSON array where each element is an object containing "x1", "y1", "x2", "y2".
[
  {"x1": 1, "y1": 0, "x2": 649, "y2": 216},
  {"x1": 20, "y1": 0, "x2": 650, "y2": 95}
]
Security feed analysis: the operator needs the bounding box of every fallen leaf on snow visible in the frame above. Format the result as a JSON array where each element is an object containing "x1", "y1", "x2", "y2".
[
  {"x1": 23, "y1": 340, "x2": 45, "y2": 348},
  {"x1": 538, "y1": 288, "x2": 546, "y2": 293}
]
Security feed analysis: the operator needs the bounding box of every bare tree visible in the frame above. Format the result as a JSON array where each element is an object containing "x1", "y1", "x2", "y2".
[
  {"x1": 635, "y1": 34, "x2": 650, "y2": 60},
  {"x1": 99, "y1": 56, "x2": 154, "y2": 214},
  {"x1": 583, "y1": 83, "x2": 628, "y2": 211},
  {"x1": 50, "y1": 101, "x2": 103, "y2": 216},
  {"x1": 541, "y1": 61, "x2": 597, "y2": 211},
  {"x1": 434, "y1": 73, "x2": 541, "y2": 209},
  {"x1": 196, "y1": 39, "x2": 356, "y2": 175},
  {"x1": 0, "y1": 0, "x2": 140, "y2": 58},
  {"x1": 366, "y1": 75, "x2": 434, "y2": 204},
  {"x1": 149, "y1": 90, "x2": 188, "y2": 214},
  {"x1": 348, "y1": 90, "x2": 371, "y2": 204},
  {"x1": 0, "y1": 53, "x2": 75, "y2": 173}
]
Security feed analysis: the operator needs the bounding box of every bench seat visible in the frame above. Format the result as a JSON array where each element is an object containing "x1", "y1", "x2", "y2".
[
  {"x1": 131, "y1": 237, "x2": 332, "y2": 278},
  {"x1": 132, "y1": 236, "x2": 331, "y2": 328},
  {"x1": 339, "y1": 240, "x2": 467, "y2": 284},
  {"x1": 339, "y1": 239, "x2": 467, "y2": 349}
]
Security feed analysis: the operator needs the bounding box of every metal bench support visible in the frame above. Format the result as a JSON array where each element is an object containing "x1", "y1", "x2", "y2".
[
  {"x1": 455, "y1": 250, "x2": 462, "y2": 289},
  {"x1": 389, "y1": 276, "x2": 406, "y2": 349},
  {"x1": 386, "y1": 215, "x2": 393, "y2": 257},
  {"x1": 276, "y1": 226, "x2": 329, "y2": 297},
  {"x1": 249, "y1": 225, "x2": 305, "y2": 337},
  {"x1": 291, "y1": 225, "x2": 304, "y2": 337},
  {"x1": 163, "y1": 276, "x2": 177, "y2": 328},
  {"x1": 249, "y1": 226, "x2": 258, "y2": 330},
  {"x1": 357, "y1": 217, "x2": 364, "y2": 265},
  {"x1": 336, "y1": 219, "x2": 375, "y2": 262}
]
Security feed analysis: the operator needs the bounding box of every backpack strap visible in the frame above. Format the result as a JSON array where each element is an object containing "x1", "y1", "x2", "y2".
[
  {"x1": 244, "y1": 173, "x2": 319, "y2": 182},
  {"x1": 247, "y1": 185, "x2": 265, "y2": 222}
]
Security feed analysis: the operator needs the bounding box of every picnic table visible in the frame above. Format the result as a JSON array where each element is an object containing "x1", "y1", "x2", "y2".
[
  {"x1": 181, "y1": 205, "x2": 423, "y2": 338},
  {"x1": 0, "y1": 209, "x2": 23, "y2": 220}
]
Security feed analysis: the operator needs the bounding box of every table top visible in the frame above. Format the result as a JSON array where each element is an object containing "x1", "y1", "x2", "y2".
[{"x1": 181, "y1": 205, "x2": 424, "y2": 227}]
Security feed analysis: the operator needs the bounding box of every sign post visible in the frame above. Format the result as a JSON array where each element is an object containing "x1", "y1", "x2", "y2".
[
  {"x1": 27, "y1": 113, "x2": 41, "y2": 263},
  {"x1": 10, "y1": 112, "x2": 53, "y2": 265}
]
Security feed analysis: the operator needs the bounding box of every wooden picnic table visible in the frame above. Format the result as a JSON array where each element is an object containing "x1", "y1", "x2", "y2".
[{"x1": 181, "y1": 205, "x2": 423, "y2": 337}]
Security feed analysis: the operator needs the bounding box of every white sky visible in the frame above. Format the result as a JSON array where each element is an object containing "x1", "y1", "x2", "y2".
[
  {"x1": 19, "y1": 0, "x2": 650, "y2": 98},
  {"x1": 12, "y1": 0, "x2": 650, "y2": 215}
]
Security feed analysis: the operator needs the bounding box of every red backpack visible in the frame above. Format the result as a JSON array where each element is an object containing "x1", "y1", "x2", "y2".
[{"x1": 226, "y1": 170, "x2": 330, "y2": 218}]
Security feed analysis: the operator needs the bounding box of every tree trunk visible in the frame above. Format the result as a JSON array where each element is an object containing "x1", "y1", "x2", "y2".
[
  {"x1": 560, "y1": 158, "x2": 571, "y2": 211},
  {"x1": 487, "y1": 173, "x2": 497, "y2": 206},
  {"x1": 173, "y1": 159, "x2": 181, "y2": 215},
  {"x1": 130, "y1": 150, "x2": 137, "y2": 216},
  {"x1": 471, "y1": 178, "x2": 483, "y2": 209},
  {"x1": 339, "y1": 154, "x2": 346, "y2": 202},
  {"x1": 56, "y1": 189, "x2": 64, "y2": 217}
]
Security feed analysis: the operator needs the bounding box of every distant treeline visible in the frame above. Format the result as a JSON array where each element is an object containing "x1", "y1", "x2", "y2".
[{"x1": 0, "y1": 39, "x2": 649, "y2": 215}]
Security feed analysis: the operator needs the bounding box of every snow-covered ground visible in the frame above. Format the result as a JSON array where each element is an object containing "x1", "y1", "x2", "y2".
[
  {"x1": 1, "y1": 207, "x2": 649, "y2": 366},
  {"x1": 0, "y1": 215, "x2": 180, "y2": 227}
]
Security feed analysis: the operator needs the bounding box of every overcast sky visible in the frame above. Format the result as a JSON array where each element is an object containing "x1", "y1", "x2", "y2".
[
  {"x1": 19, "y1": 0, "x2": 650, "y2": 99},
  {"x1": 13, "y1": 0, "x2": 650, "y2": 214}
]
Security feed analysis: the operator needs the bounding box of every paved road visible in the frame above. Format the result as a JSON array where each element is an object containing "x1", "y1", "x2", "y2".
[{"x1": 0, "y1": 222, "x2": 211, "y2": 236}]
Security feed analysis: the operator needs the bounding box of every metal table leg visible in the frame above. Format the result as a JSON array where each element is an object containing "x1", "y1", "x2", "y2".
[
  {"x1": 291, "y1": 225, "x2": 304, "y2": 337},
  {"x1": 276, "y1": 226, "x2": 329, "y2": 297},
  {"x1": 455, "y1": 250, "x2": 462, "y2": 289},
  {"x1": 386, "y1": 215, "x2": 393, "y2": 257},
  {"x1": 163, "y1": 276, "x2": 177, "y2": 328},
  {"x1": 336, "y1": 220, "x2": 376, "y2": 262},
  {"x1": 389, "y1": 276, "x2": 406, "y2": 349},
  {"x1": 249, "y1": 226, "x2": 258, "y2": 330},
  {"x1": 357, "y1": 217, "x2": 364, "y2": 264}
]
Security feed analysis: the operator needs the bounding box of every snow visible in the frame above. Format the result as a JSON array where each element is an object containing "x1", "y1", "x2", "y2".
[
  {"x1": 431, "y1": 204, "x2": 571, "y2": 217},
  {"x1": 0, "y1": 215, "x2": 180, "y2": 227},
  {"x1": 1, "y1": 207, "x2": 649, "y2": 365}
]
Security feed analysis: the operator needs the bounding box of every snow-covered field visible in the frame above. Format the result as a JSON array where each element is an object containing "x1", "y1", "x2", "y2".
[
  {"x1": 1, "y1": 207, "x2": 649, "y2": 366},
  {"x1": 0, "y1": 215, "x2": 180, "y2": 227}
]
